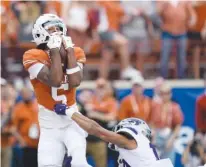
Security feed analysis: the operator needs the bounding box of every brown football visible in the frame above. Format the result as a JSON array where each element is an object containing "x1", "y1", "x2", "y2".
[{"x1": 59, "y1": 43, "x2": 68, "y2": 72}]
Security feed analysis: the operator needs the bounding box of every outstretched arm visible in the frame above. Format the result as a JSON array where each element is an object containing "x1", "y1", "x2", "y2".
[{"x1": 71, "y1": 112, "x2": 136, "y2": 149}]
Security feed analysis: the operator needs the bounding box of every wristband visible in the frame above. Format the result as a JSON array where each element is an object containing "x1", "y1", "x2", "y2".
[{"x1": 66, "y1": 66, "x2": 80, "y2": 74}]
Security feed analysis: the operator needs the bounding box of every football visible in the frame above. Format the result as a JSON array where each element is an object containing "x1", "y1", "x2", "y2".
[{"x1": 59, "y1": 43, "x2": 68, "y2": 72}]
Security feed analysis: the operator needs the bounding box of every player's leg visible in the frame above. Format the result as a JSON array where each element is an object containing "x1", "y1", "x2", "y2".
[
  {"x1": 38, "y1": 128, "x2": 65, "y2": 167},
  {"x1": 64, "y1": 122, "x2": 92, "y2": 167}
]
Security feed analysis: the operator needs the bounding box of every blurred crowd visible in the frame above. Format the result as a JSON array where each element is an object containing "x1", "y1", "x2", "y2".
[
  {"x1": 1, "y1": 75, "x2": 206, "y2": 167},
  {"x1": 1, "y1": 1, "x2": 206, "y2": 80}
]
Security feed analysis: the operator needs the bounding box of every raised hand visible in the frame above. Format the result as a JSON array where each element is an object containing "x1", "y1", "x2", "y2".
[
  {"x1": 47, "y1": 34, "x2": 62, "y2": 50},
  {"x1": 62, "y1": 36, "x2": 75, "y2": 50}
]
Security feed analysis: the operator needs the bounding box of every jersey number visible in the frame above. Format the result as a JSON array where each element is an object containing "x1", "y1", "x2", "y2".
[
  {"x1": 119, "y1": 159, "x2": 131, "y2": 167},
  {"x1": 149, "y1": 143, "x2": 160, "y2": 160},
  {"x1": 51, "y1": 83, "x2": 69, "y2": 104}
]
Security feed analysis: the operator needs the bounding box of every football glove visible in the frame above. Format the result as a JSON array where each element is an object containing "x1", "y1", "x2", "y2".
[
  {"x1": 47, "y1": 34, "x2": 62, "y2": 50},
  {"x1": 62, "y1": 36, "x2": 75, "y2": 49},
  {"x1": 54, "y1": 103, "x2": 78, "y2": 118},
  {"x1": 54, "y1": 103, "x2": 67, "y2": 115}
]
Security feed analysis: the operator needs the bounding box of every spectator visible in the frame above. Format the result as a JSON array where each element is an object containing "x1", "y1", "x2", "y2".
[
  {"x1": 118, "y1": 75, "x2": 152, "y2": 122},
  {"x1": 120, "y1": 1, "x2": 154, "y2": 74},
  {"x1": 11, "y1": 1, "x2": 45, "y2": 42},
  {"x1": 1, "y1": 82, "x2": 16, "y2": 167},
  {"x1": 97, "y1": 1, "x2": 138, "y2": 79},
  {"x1": 157, "y1": 1, "x2": 196, "y2": 78},
  {"x1": 150, "y1": 83, "x2": 184, "y2": 164},
  {"x1": 195, "y1": 75, "x2": 206, "y2": 133},
  {"x1": 11, "y1": 87, "x2": 39, "y2": 167},
  {"x1": 153, "y1": 76, "x2": 165, "y2": 103},
  {"x1": 1, "y1": 1, "x2": 18, "y2": 45},
  {"x1": 182, "y1": 131, "x2": 206, "y2": 167},
  {"x1": 188, "y1": 2, "x2": 206, "y2": 78},
  {"x1": 78, "y1": 78, "x2": 118, "y2": 167},
  {"x1": 61, "y1": 1, "x2": 90, "y2": 48},
  {"x1": 44, "y1": 1, "x2": 62, "y2": 16}
]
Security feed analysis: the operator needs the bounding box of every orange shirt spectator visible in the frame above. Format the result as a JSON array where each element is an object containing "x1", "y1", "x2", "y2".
[
  {"x1": 87, "y1": 96, "x2": 118, "y2": 121},
  {"x1": 151, "y1": 101, "x2": 184, "y2": 129},
  {"x1": 12, "y1": 100, "x2": 39, "y2": 148},
  {"x1": 157, "y1": 1, "x2": 196, "y2": 35},
  {"x1": 118, "y1": 76, "x2": 152, "y2": 122},
  {"x1": 12, "y1": 88, "x2": 39, "y2": 167},
  {"x1": 195, "y1": 92, "x2": 206, "y2": 132},
  {"x1": 85, "y1": 78, "x2": 118, "y2": 121},
  {"x1": 44, "y1": 1, "x2": 62, "y2": 16},
  {"x1": 150, "y1": 83, "x2": 184, "y2": 129},
  {"x1": 91, "y1": 96, "x2": 117, "y2": 113},
  {"x1": 0, "y1": 1, "x2": 17, "y2": 44},
  {"x1": 118, "y1": 94, "x2": 151, "y2": 122},
  {"x1": 99, "y1": 1, "x2": 124, "y2": 31},
  {"x1": 190, "y1": 2, "x2": 206, "y2": 32},
  {"x1": 150, "y1": 83, "x2": 184, "y2": 164}
]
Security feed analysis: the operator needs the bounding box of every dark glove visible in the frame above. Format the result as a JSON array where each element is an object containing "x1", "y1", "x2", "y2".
[{"x1": 54, "y1": 104, "x2": 68, "y2": 115}]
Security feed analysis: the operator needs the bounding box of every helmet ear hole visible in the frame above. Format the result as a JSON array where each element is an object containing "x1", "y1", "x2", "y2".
[{"x1": 45, "y1": 36, "x2": 49, "y2": 41}]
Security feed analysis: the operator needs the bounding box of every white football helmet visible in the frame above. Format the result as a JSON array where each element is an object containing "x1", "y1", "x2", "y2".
[
  {"x1": 32, "y1": 14, "x2": 67, "y2": 45},
  {"x1": 114, "y1": 118, "x2": 152, "y2": 141}
]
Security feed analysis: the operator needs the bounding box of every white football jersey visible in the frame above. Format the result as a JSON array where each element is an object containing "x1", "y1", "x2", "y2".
[{"x1": 115, "y1": 127, "x2": 159, "y2": 167}]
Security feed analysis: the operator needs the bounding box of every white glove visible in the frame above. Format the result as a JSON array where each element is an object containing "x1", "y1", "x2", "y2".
[
  {"x1": 65, "y1": 105, "x2": 79, "y2": 118},
  {"x1": 47, "y1": 34, "x2": 62, "y2": 50},
  {"x1": 62, "y1": 36, "x2": 75, "y2": 49}
]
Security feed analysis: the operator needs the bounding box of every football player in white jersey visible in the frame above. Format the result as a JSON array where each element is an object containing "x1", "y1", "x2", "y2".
[{"x1": 54, "y1": 106, "x2": 174, "y2": 167}]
